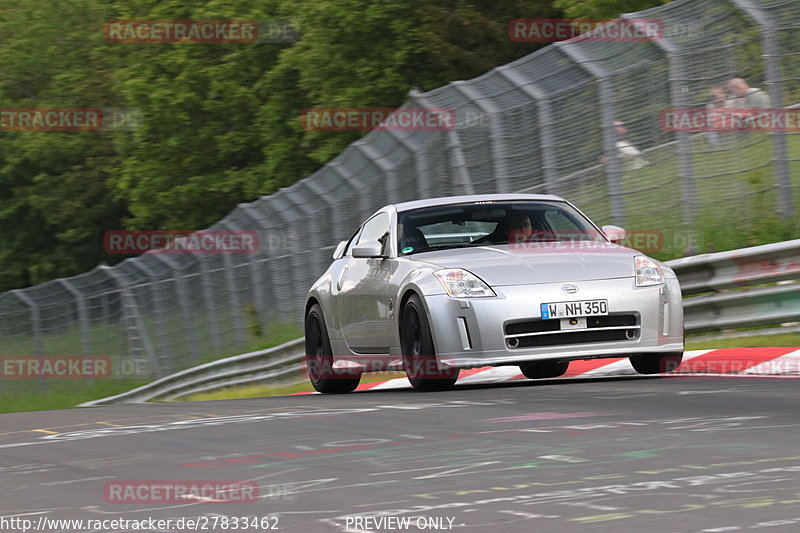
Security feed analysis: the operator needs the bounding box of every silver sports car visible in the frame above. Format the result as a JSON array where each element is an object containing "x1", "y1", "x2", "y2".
[{"x1": 304, "y1": 194, "x2": 684, "y2": 393}]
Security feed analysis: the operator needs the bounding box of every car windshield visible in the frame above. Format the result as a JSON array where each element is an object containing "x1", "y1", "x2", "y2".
[{"x1": 397, "y1": 200, "x2": 605, "y2": 256}]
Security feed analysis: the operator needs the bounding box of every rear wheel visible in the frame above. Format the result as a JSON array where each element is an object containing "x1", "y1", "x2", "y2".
[
  {"x1": 519, "y1": 360, "x2": 569, "y2": 379},
  {"x1": 401, "y1": 294, "x2": 458, "y2": 391},
  {"x1": 305, "y1": 303, "x2": 360, "y2": 393},
  {"x1": 629, "y1": 353, "x2": 683, "y2": 375}
]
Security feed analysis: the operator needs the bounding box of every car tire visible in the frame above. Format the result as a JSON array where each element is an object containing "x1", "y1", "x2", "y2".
[
  {"x1": 629, "y1": 353, "x2": 683, "y2": 375},
  {"x1": 305, "y1": 303, "x2": 361, "y2": 393},
  {"x1": 519, "y1": 360, "x2": 569, "y2": 379},
  {"x1": 401, "y1": 294, "x2": 458, "y2": 391}
]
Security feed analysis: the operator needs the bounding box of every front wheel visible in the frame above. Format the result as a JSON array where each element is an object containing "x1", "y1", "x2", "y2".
[
  {"x1": 519, "y1": 360, "x2": 569, "y2": 379},
  {"x1": 629, "y1": 353, "x2": 683, "y2": 375},
  {"x1": 305, "y1": 303, "x2": 361, "y2": 393},
  {"x1": 401, "y1": 294, "x2": 458, "y2": 391}
]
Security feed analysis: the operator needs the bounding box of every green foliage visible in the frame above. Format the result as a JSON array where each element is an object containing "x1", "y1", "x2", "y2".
[
  {"x1": 244, "y1": 303, "x2": 262, "y2": 337},
  {"x1": 554, "y1": 0, "x2": 667, "y2": 19},
  {"x1": 0, "y1": 0, "x2": 553, "y2": 291}
]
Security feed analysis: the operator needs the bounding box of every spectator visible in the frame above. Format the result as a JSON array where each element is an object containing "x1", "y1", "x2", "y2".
[
  {"x1": 726, "y1": 78, "x2": 771, "y2": 108},
  {"x1": 726, "y1": 78, "x2": 771, "y2": 133},
  {"x1": 600, "y1": 121, "x2": 649, "y2": 171},
  {"x1": 705, "y1": 85, "x2": 730, "y2": 146}
]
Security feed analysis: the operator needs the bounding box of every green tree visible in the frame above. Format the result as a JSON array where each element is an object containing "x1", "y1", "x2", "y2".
[
  {"x1": 0, "y1": 0, "x2": 126, "y2": 289},
  {"x1": 553, "y1": 0, "x2": 667, "y2": 19}
]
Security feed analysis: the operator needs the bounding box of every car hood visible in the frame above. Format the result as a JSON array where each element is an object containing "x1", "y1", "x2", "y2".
[{"x1": 412, "y1": 243, "x2": 640, "y2": 286}]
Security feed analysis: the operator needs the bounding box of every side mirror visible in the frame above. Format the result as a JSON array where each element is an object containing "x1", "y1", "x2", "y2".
[
  {"x1": 333, "y1": 241, "x2": 347, "y2": 259},
  {"x1": 601, "y1": 225, "x2": 627, "y2": 243},
  {"x1": 352, "y1": 240, "x2": 384, "y2": 258}
]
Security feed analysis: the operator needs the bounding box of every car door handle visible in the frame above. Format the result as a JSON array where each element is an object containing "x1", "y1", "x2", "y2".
[{"x1": 336, "y1": 266, "x2": 349, "y2": 291}]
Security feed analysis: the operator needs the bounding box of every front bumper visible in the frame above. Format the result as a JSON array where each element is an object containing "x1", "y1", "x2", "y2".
[{"x1": 425, "y1": 277, "x2": 683, "y2": 369}]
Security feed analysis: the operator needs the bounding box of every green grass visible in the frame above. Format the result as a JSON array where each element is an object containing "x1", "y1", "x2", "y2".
[
  {"x1": 587, "y1": 131, "x2": 800, "y2": 261},
  {"x1": 686, "y1": 332, "x2": 800, "y2": 351},
  {"x1": 0, "y1": 321, "x2": 303, "y2": 413},
  {"x1": 0, "y1": 378, "x2": 150, "y2": 414}
]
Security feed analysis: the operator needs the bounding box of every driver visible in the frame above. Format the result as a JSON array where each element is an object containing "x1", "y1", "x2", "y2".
[
  {"x1": 505, "y1": 212, "x2": 533, "y2": 242},
  {"x1": 474, "y1": 211, "x2": 533, "y2": 244}
]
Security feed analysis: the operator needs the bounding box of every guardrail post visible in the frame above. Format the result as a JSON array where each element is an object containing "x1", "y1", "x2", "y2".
[{"x1": 558, "y1": 42, "x2": 626, "y2": 226}]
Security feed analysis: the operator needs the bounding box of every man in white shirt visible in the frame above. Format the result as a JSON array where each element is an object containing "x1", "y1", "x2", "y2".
[
  {"x1": 610, "y1": 121, "x2": 648, "y2": 171},
  {"x1": 727, "y1": 78, "x2": 771, "y2": 109}
]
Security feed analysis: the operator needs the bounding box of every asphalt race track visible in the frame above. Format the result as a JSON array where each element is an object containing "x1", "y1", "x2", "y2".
[{"x1": 2, "y1": 375, "x2": 800, "y2": 532}]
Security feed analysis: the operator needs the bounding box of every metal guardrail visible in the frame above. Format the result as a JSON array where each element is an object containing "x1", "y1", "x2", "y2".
[
  {"x1": 667, "y1": 239, "x2": 800, "y2": 334},
  {"x1": 82, "y1": 239, "x2": 800, "y2": 406},
  {"x1": 80, "y1": 339, "x2": 305, "y2": 406}
]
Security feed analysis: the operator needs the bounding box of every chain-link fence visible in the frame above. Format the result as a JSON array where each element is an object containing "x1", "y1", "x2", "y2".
[{"x1": 1, "y1": 0, "x2": 798, "y2": 387}]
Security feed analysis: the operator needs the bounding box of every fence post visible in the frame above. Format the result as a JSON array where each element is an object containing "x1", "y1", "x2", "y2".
[
  {"x1": 497, "y1": 67, "x2": 560, "y2": 195},
  {"x1": 11, "y1": 289, "x2": 46, "y2": 390},
  {"x1": 451, "y1": 81, "x2": 510, "y2": 193},
  {"x1": 330, "y1": 161, "x2": 371, "y2": 221},
  {"x1": 731, "y1": 0, "x2": 794, "y2": 218},
  {"x1": 282, "y1": 185, "x2": 328, "y2": 278},
  {"x1": 356, "y1": 140, "x2": 399, "y2": 204},
  {"x1": 100, "y1": 265, "x2": 156, "y2": 361},
  {"x1": 127, "y1": 258, "x2": 170, "y2": 376},
  {"x1": 217, "y1": 221, "x2": 248, "y2": 346},
  {"x1": 149, "y1": 255, "x2": 200, "y2": 363},
  {"x1": 195, "y1": 254, "x2": 223, "y2": 353},
  {"x1": 408, "y1": 88, "x2": 475, "y2": 195},
  {"x1": 11, "y1": 289, "x2": 43, "y2": 356},
  {"x1": 385, "y1": 130, "x2": 433, "y2": 199},
  {"x1": 558, "y1": 42, "x2": 626, "y2": 225},
  {"x1": 627, "y1": 14, "x2": 696, "y2": 229},
  {"x1": 56, "y1": 279, "x2": 91, "y2": 356}
]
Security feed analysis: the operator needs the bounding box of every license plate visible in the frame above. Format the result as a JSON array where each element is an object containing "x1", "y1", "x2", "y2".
[{"x1": 540, "y1": 300, "x2": 608, "y2": 319}]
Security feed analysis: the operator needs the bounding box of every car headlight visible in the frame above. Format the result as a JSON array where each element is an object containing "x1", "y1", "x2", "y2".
[
  {"x1": 434, "y1": 268, "x2": 496, "y2": 298},
  {"x1": 635, "y1": 256, "x2": 665, "y2": 286}
]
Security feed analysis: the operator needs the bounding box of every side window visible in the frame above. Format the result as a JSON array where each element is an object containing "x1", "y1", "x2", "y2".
[
  {"x1": 357, "y1": 212, "x2": 391, "y2": 254},
  {"x1": 544, "y1": 209, "x2": 580, "y2": 231},
  {"x1": 343, "y1": 227, "x2": 362, "y2": 257}
]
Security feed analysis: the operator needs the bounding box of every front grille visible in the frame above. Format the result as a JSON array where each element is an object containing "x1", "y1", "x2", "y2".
[
  {"x1": 504, "y1": 314, "x2": 639, "y2": 349},
  {"x1": 505, "y1": 314, "x2": 637, "y2": 335},
  {"x1": 513, "y1": 328, "x2": 635, "y2": 348}
]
